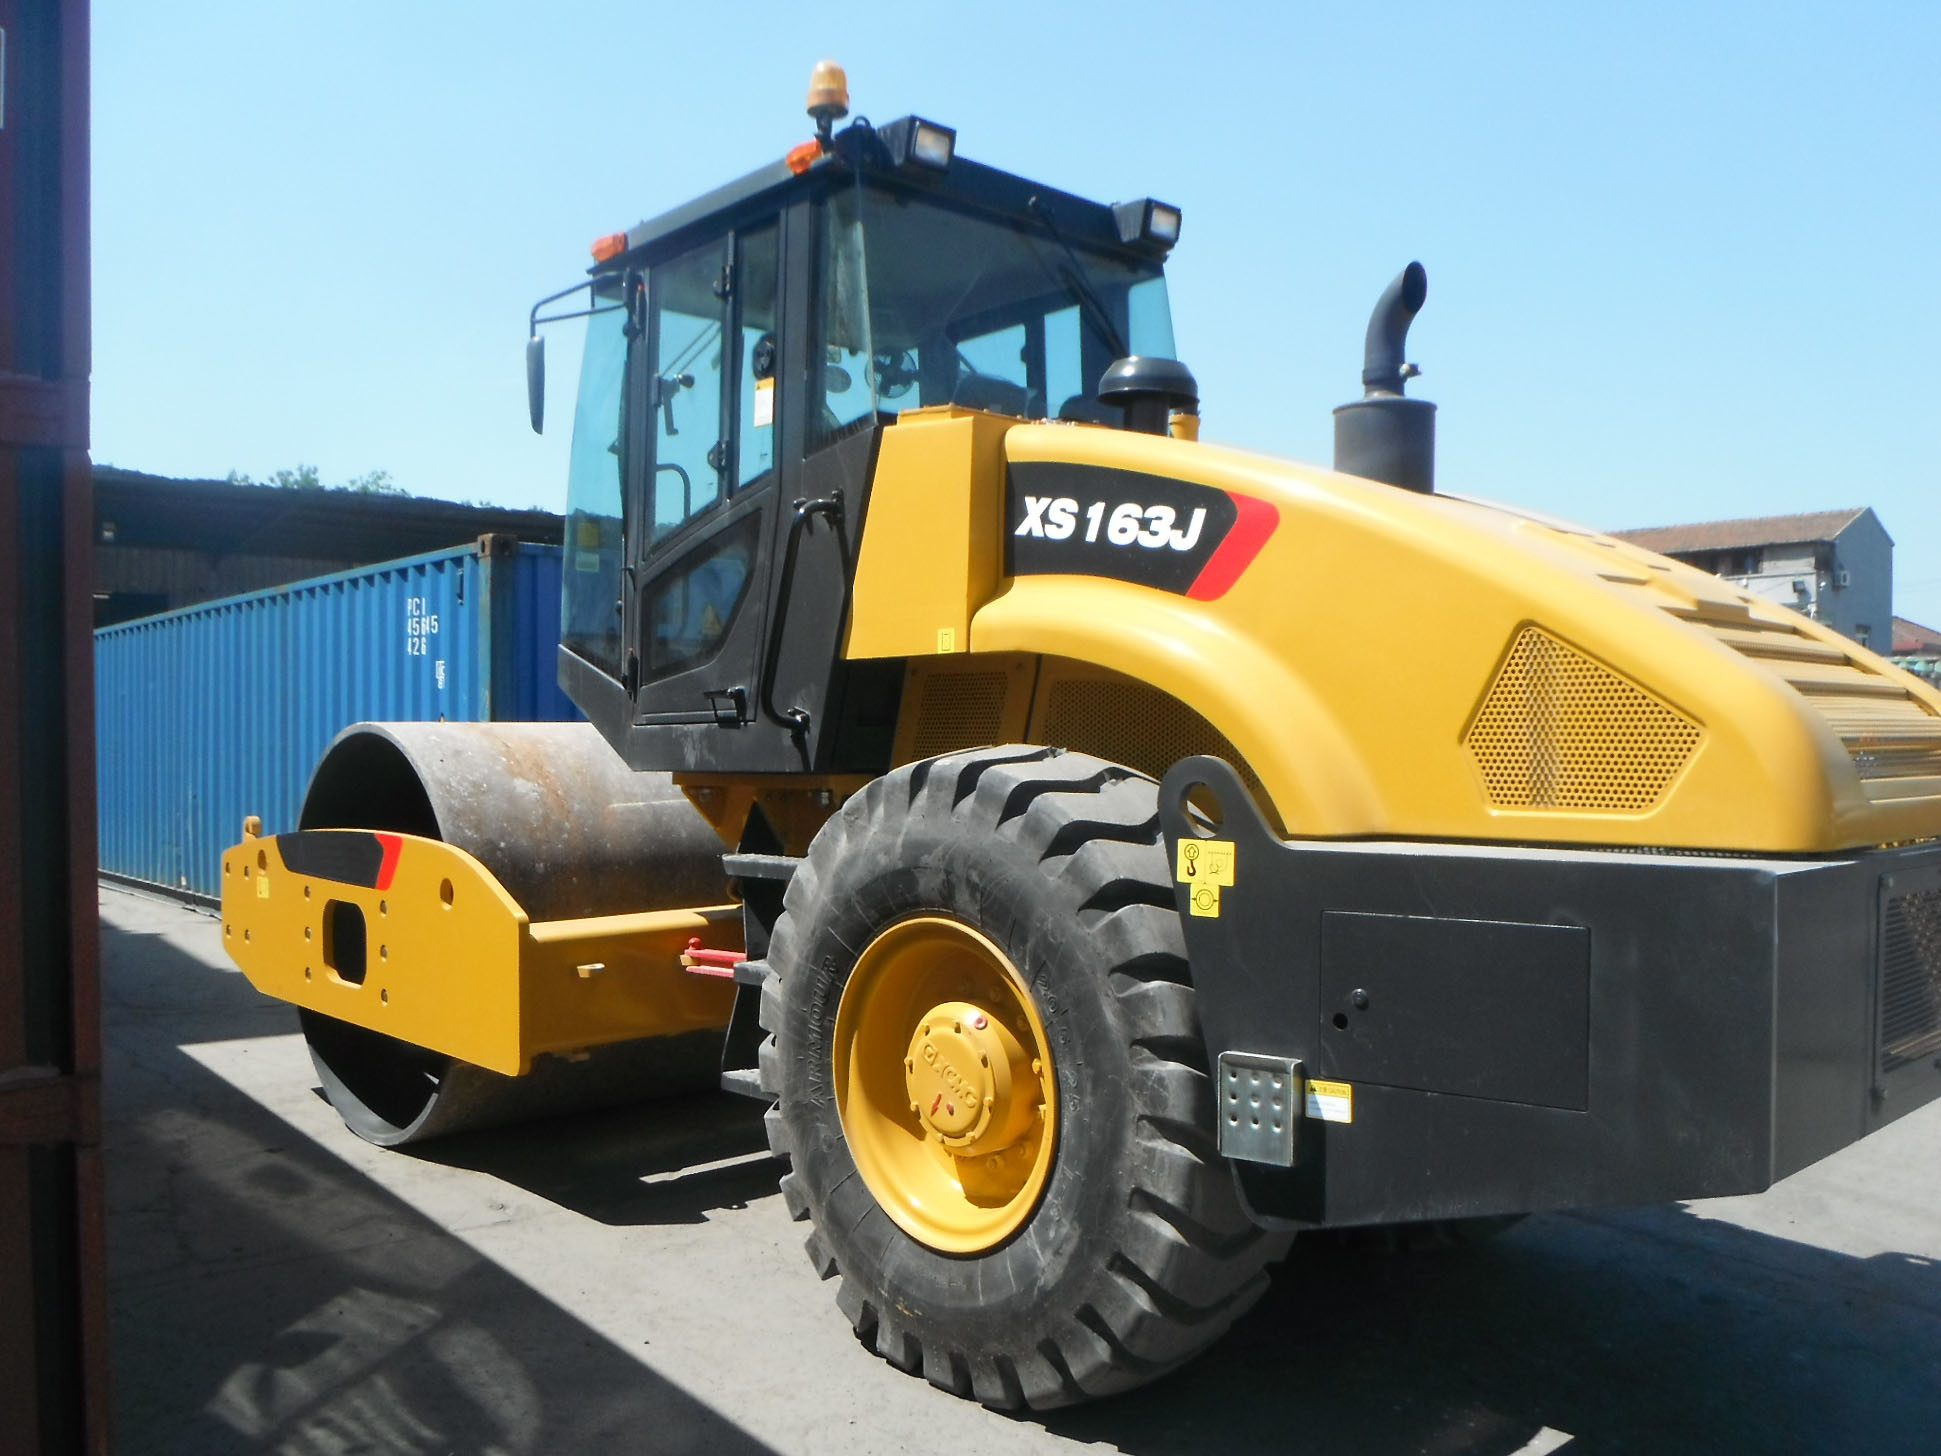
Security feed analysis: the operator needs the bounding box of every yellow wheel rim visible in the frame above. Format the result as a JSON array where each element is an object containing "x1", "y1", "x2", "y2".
[{"x1": 833, "y1": 915, "x2": 1058, "y2": 1254}]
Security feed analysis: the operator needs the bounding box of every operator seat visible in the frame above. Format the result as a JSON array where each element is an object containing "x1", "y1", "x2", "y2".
[{"x1": 952, "y1": 372, "x2": 1036, "y2": 418}]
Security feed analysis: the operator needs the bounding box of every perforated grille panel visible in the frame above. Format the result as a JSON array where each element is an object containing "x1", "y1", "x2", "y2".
[
  {"x1": 1039, "y1": 677, "x2": 1269, "y2": 804},
  {"x1": 907, "y1": 671, "x2": 1011, "y2": 761},
  {"x1": 1466, "y1": 626, "x2": 1702, "y2": 812},
  {"x1": 1880, "y1": 882, "x2": 1941, "y2": 1073}
]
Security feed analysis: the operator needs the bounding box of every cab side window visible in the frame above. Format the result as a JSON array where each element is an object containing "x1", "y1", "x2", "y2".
[
  {"x1": 818, "y1": 191, "x2": 877, "y2": 439},
  {"x1": 650, "y1": 240, "x2": 728, "y2": 542},
  {"x1": 736, "y1": 223, "x2": 780, "y2": 488},
  {"x1": 644, "y1": 514, "x2": 760, "y2": 678},
  {"x1": 639, "y1": 225, "x2": 778, "y2": 687}
]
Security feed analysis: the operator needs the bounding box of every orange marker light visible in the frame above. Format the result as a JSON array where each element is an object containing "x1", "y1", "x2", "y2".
[
  {"x1": 590, "y1": 232, "x2": 627, "y2": 263},
  {"x1": 786, "y1": 140, "x2": 821, "y2": 174}
]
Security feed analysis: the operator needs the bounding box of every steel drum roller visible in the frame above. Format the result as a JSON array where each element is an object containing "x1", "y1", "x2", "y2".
[{"x1": 294, "y1": 722, "x2": 732, "y2": 1144}]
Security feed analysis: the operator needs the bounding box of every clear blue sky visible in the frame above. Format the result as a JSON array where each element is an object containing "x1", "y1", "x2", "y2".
[{"x1": 92, "y1": 3, "x2": 1941, "y2": 625}]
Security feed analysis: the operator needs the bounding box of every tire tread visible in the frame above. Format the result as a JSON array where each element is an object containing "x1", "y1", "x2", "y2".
[{"x1": 757, "y1": 747, "x2": 1291, "y2": 1409}]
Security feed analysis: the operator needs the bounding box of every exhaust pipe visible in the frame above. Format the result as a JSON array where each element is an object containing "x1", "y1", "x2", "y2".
[{"x1": 1333, "y1": 262, "x2": 1436, "y2": 493}]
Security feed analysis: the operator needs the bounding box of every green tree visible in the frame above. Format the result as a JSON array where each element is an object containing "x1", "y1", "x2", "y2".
[{"x1": 224, "y1": 464, "x2": 402, "y2": 495}]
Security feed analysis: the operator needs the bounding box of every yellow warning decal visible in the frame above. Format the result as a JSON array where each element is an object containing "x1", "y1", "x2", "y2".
[
  {"x1": 1177, "y1": 839, "x2": 1236, "y2": 917},
  {"x1": 1174, "y1": 838, "x2": 1236, "y2": 887},
  {"x1": 1187, "y1": 883, "x2": 1222, "y2": 918},
  {"x1": 256, "y1": 873, "x2": 270, "y2": 900},
  {"x1": 936, "y1": 627, "x2": 956, "y2": 653},
  {"x1": 1305, "y1": 1079, "x2": 1353, "y2": 1124}
]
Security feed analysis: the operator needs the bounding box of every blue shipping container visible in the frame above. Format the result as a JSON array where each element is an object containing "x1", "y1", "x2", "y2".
[{"x1": 95, "y1": 539, "x2": 580, "y2": 900}]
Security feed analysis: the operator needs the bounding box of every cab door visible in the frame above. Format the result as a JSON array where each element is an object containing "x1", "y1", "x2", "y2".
[{"x1": 629, "y1": 221, "x2": 782, "y2": 729}]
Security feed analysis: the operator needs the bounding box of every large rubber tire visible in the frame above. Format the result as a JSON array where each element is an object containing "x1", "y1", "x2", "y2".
[{"x1": 758, "y1": 747, "x2": 1290, "y2": 1409}]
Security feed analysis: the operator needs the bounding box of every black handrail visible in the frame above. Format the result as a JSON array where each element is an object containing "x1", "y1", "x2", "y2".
[{"x1": 759, "y1": 492, "x2": 849, "y2": 735}]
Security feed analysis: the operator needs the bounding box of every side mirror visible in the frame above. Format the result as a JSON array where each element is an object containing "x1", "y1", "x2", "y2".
[{"x1": 525, "y1": 334, "x2": 545, "y2": 434}]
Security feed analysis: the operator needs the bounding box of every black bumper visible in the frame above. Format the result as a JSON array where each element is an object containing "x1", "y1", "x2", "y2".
[{"x1": 1159, "y1": 757, "x2": 1941, "y2": 1229}]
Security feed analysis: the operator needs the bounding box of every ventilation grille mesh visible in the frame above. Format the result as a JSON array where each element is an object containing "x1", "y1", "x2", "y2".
[
  {"x1": 1040, "y1": 678, "x2": 1268, "y2": 805},
  {"x1": 1466, "y1": 626, "x2": 1702, "y2": 812},
  {"x1": 1799, "y1": 692, "x2": 1941, "y2": 782},
  {"x1": 1881, "y1": 882, "x2": 1941, "y2": 1074},
  {"x1": 1674, "y1": 612, "x2": 1941, "y2": 783},
  {"x1": 907, "y1": 671, "x2": 1011, "y2": 761}
]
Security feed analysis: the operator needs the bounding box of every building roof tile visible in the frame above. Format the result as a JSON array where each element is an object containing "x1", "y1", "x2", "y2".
[
  {"x1": 1894, "y1": 616, "x2": 1941, "y2": 654},
  {"x1": 1611, "y1": 507, "x2": 1870, "y2": 556}
]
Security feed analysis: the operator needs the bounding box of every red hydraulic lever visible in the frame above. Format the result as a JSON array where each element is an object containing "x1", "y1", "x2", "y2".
[{"x1": 680, "y1": 937, "x2": 747, "y2": 979}]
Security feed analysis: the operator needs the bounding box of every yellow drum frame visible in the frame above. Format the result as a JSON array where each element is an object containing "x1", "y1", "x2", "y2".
[{"x1": 221, "y1": 826, "x2": 738, "y2": 1076}]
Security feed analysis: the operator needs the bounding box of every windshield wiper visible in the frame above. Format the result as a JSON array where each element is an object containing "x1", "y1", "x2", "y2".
[{"x1": 1025, "y1": 195, "x2": 1129, "y2": 360}]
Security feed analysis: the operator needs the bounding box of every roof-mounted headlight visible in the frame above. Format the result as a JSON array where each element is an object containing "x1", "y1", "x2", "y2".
[
  {"x1": 1112, "y1": 198, "x2": 1182, "y2": 249},
  {"x1": 881, "y1": 116, "x2": 956, "y2": 172}
]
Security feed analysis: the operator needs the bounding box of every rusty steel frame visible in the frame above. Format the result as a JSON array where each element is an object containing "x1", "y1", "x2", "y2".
[{"x1": 0, "y1": 2, "x2": 110, "y2": 1452}]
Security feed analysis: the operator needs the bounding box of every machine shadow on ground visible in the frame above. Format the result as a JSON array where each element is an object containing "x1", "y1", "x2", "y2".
[
  {"x1": 102, "y1": 907, "x2": 785, "y2": 1456},
  {"x1": 374, "y1": 1051, "x2": 1941, "y2": 1456},
  {"x1": 413, "y1": 1091, "x2": 776, "y2": 1228},
  {"x1": 1044, "y1": 1209, "x2": 1941, "y2": 1456}
]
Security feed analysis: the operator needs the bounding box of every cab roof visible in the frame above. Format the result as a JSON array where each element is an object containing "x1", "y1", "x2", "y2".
[{"x1": 593, "y1": 116, "x2": 1175, "y2": 273}]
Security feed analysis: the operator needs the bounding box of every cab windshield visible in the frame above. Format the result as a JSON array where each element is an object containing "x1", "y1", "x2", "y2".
[{"x1": 818, "y1": 184, "x2": 1174, "y2": 433}]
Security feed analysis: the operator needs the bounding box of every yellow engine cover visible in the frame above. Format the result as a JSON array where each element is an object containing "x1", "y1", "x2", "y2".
[{"x1": 846, "y1": 408, "x2": 1941, "y2": 853}]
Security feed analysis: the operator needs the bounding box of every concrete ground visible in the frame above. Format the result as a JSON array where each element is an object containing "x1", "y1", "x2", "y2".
[{"x1": 101, "y1": 881, "x2": 1941, "y2": 1456}]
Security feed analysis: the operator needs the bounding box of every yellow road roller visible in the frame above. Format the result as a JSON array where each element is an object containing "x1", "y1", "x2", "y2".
[{"x1": 223, "y1": 63, "x2": 1941, "y2": 1408}]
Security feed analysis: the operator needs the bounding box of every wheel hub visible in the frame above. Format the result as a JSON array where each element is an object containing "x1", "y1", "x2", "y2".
[
  {"x1": 904, "y1": 1000, "x2": 1037, "y2": 1154},
  {"x1": 832, "y1": 916, "x2": 1058, "y2": 1253}
]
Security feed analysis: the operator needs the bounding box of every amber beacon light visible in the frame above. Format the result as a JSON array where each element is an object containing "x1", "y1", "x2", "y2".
[{"x1": 807, "y1": 60, "x2": 849, "y2": 140}]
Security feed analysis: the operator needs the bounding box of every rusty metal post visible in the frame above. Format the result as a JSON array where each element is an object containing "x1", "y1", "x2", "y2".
[{"x1": 0, "y1": 2, "x2": 110, "y2": 1451}]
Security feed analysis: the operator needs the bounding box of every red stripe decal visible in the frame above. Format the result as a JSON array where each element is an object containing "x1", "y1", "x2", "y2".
[
  {"x1": 374, "y1": 833, "x2": 403, "y2": 892},
  {"x1": 1188, "y1": 493, "x2": 1279, "y2": 600}
]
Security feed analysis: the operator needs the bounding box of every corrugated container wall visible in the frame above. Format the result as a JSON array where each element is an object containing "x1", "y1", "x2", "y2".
[{"x1": 95, "y1": 537, "x2": 580, "y2": 900}]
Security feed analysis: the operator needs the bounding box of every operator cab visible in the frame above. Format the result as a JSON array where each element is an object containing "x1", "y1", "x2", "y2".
[{"x1": 528, "y1": 85, "x2": 1181, "y2": 779}]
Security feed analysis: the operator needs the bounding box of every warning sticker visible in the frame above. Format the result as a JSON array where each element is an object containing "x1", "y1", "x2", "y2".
[
  {"x1": 1174, "y1": 838, "x2": 1236, "y2": 887},
  {"x1": 1305, "y1": 1079, "x2": 1353, "y2": 1124},
  {"x1": 255, "y1": 873, "x2": 270, "y2": 900},
  {"x1": 753, "y1": 376, "x2": 775, "y2": 428},
  {"x1": 1187, "y1": 883, "x2": 1222, "y2": 918}
]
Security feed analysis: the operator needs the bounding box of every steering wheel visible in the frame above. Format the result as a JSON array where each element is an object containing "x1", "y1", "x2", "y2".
[{"x1": 869, "y1": 347, "x2": 918, "y2": 400}]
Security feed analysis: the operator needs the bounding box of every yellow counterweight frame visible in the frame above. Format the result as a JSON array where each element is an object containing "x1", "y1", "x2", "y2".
[{"x1": 219, "y1": 826, "x2": 739, "y2": 1076}]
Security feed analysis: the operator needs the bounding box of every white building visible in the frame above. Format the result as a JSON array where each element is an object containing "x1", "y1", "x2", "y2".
[{"x1": 1613, "y1": 508, "x2": 1893, "y2": 651}]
